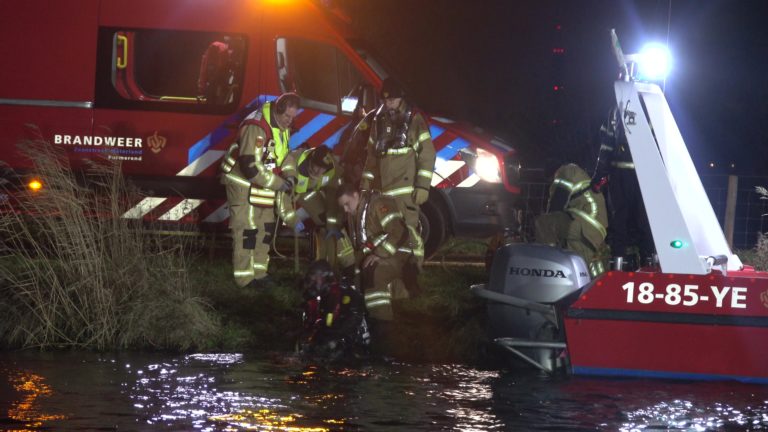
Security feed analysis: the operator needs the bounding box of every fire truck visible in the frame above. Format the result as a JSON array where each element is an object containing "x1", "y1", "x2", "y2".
[{"x1": 0, "y1": 0, "x2": 521, "y2": 256}]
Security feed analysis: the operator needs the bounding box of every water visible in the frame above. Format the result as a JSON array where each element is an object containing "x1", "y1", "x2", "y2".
[{"x1": 1, "y1": 351, "x2": 767, "y2": 431}]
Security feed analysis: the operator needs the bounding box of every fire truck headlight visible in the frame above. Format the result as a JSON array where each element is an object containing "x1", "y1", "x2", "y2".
[
  {"x1": 475, "y1": 148, "x2": 501, "y2": 183},
  {"x1": 637, "y1": 43, "x2": 672, "y2": 81}
]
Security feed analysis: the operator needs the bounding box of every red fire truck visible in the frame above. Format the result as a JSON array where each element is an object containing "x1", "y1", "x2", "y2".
[{"x1": 0, "y1": 0, "x2": 521, "y2": 256}]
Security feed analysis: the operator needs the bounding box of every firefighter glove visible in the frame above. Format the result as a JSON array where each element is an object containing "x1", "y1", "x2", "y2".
[
  {"x1": 280, "y1": 176, "x2": 296, "y2": 192},
  {"x1": 412, "y1": 187, "x2": 429, "y2": 205},
  {"x1": 325, "y1": 228, "x2": 342, "y2": 240},
  {"x1": 295, "y1": 207, "x2": 310, "y2": 222}
]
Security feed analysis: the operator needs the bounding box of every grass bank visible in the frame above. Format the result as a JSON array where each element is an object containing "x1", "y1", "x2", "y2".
[
  {"x1": 188, "y1": 251, "x2": 490, "y2": 363},
  {"x1": 0, "y1": 138, "x2": 491, "y2": 362}
]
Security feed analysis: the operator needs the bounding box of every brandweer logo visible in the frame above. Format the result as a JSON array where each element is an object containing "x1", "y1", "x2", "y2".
[{"x1": 509, "y1": 267, "x2": 566, "y2": 278}]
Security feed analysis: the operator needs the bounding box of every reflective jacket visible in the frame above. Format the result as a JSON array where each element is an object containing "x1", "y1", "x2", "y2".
[
  {"x1": 548, "y1": 164, "x2": 608, "y2": 246},
  {"x1": 349, "y1": 192, "x2": 424, "y2": 262},
  {"x1": 594, "y1": 106, "x2": 635, "y2": 181},
  {"x1": 220, "y1": 101, "x2": 291, "y2": 207},
  {"x1": 360, "y1": 103, "x2": 435, "y2": 199},
  {"x1": 278, "y1": 148, "x2": 344, "y2": 232}
]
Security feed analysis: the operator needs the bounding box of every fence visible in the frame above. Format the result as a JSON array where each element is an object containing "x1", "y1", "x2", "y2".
[{"x1": 516, "y1": 175, "x2": 768, "y2": 251}]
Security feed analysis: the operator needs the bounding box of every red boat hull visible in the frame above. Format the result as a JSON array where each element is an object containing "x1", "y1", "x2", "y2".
[{"x1": 564, "y1": 269, "x2": 768, "y2": 383}]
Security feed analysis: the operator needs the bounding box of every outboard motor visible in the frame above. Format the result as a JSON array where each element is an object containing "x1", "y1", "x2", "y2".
[{"x1": 472, "y1": 243, "x2": 592, "y2": 373}]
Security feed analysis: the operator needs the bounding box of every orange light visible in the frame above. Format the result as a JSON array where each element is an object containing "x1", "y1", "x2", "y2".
[{"x1": 28, "y1": 179, "x2": 43, "y2": 192}]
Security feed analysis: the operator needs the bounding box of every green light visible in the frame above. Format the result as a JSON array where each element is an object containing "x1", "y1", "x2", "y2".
[{"x1": 670, "y1": 240, "x2": 684, "y2": 249}]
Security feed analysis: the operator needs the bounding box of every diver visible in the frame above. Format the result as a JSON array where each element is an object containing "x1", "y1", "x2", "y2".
[{"x1": 297, "y1": 260, "x2": 370, "y2": 362}]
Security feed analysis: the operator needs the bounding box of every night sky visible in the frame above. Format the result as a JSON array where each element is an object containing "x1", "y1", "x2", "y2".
[{"x1": 340, "y1": 0, "x2": 768, "y2": 177}]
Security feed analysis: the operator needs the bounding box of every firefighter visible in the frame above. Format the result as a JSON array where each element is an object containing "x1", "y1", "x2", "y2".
[
  {"x1": 220, "y1": 93, "x2": 301, "y2": 288},
  {"x1": 592, "y1": 107, "x2": 655, "y2": 270},
  {"x1": 336, "y1": 83, "x2": 377, "y2": 187},
  {"x1": 277, "y1": 144, "x2": 353, "y2": 266},
  {"x1": 197, "y1": 36, "x2": 236, "y2": 104},
  {"x1": 336, "y1": 183, "x2": 423, "y2": 353},
  {"x1": 535, "y1": 163, "x2": 608, "y2": 277},
  {"x1": 360, "y1": 78, "x2": 436, "y2": 230}
]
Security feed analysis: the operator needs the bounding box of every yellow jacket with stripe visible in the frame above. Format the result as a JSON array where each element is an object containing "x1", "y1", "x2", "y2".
[
  {"x1": 351, "y1": 193, "x2": 424, "y2": 261},
  {"x1": 220, "y1": 102, "x2": 291, "y2": 207},
  {"x1": 277, "y1": 148, "x2": 344, "y2": 231},
  {"x1": 548, "y1": 163, "x2": 609, "y2": 247},
  {"x1": 360, "y1": 103, "x2": 435, "y2": 199}
]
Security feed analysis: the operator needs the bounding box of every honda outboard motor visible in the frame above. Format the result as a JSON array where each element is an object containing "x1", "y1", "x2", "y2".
[{"x1": 472, "y1": 243, "x2": 592, "y2": 372}]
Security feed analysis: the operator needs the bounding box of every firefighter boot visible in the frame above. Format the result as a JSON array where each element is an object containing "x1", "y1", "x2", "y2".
[{"x1": 367, "y1": 317, "x2": 396, "y2": 358}]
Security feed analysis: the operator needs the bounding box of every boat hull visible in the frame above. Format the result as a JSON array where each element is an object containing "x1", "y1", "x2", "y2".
[{"x1": 564, "y1": 269, "x2": 768, "y2": 383}]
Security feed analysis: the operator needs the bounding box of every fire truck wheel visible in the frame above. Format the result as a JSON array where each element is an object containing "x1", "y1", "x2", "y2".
[{"x1": 419, "y1": 199, "x2": 445, "y2": 259}]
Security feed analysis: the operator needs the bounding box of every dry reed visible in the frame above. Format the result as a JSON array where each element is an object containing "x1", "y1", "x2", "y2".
[{"x1": 0, "y1": 138, "x2": 220, "y2": 350}]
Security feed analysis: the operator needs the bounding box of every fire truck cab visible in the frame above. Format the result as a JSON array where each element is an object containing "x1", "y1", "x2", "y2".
[{"x1": 0, "y1": 0, "x2": 521, "y2": 256}]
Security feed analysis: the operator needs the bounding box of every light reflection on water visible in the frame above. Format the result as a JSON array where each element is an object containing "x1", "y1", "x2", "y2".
[{"x1": 0, "y1": 351, "x2": 767, "y2": 431}]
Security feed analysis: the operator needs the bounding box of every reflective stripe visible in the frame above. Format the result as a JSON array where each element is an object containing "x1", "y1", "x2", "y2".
[
  {"x1": 380, "y1": 212, "x2": 401, "y2": 228},
  {"x1": 381, "y1": 241, "x2": 397, "y2": 255},
  {"x1": 362, "y1": 171, "x2": 375, "y2": 180},
  {"x1": 589, "y1": 260, "x2": 605, "y2": 277},
  {"x1": 553, "y1": 178, "x2": 574, "y2": 191},
  {"x1": 407, "y1": 225, "x2": 424, "y2": 257},
  {"x1": 264, "y1": 171, "x2": 279, "y2": 189},
  {"x1": 567, "y1": 208, "x2": 607, "y2": 238},
  {"x1": 397, "y1": 247, "x2": 424, "y2": 257},
  {"x1": 249, "y1": 197, "x2": 274, "y2": 206},
  {"x1": 326, "y1": 217, "x2": 337, "y2": 224},
  {"x1": 383, "y1": 186, "x2": 414, "y2": 197},
  {"x1": 366, "y1": 299, "x2": 391, "y2": 309},
  {"x1": 250, "y1": 188, "x2": 276, "y2": 197},
  {"x1": 304, "y1": 191, "x2": 318, "y2": 202},
  {"x1": 234, "y1": 270, "x2": 254, "y2": 277},
  {"x1": 583, "y1": 191, "x2": 598, "y2": 219},
  {"x1": 337, "y1": 243, "x2": 354, "y2": 259},
  {"x1": 385, "y1": 147, "x2": 412, "y2": 155},
  {"x1": 418, "y1": 169, "x2": 433, "y2": 180},
  {"x1": 573, "y1": 180, "x2": 590, "y2": 194},
  {"x1": 371, "y1": 233, "x2": 388, "y2": 247},
  {"x1": 252, "y1": 262, "x2": 268, "y2": 271},
  {"x1": 365, "y1": 291, "x2": 391, "y2": 301},
  {"x1": 224, "y1": 173, "x2": 251, "y2": 188},
  {"x1": 418, "y1": 131, "x2": 431, "y2": 143},
  {"x1": 248, "y1": 203, "x2": 255, "y2": 226},
  {"x1": 220, "y1": 143, "x2": 240, "y2": 174},
  {"x1": 599, "y1": 144, "x2": 614, "y2": 151},
  {"x1": 611, "y1": 161, "x2": 635, "y2": 169}
]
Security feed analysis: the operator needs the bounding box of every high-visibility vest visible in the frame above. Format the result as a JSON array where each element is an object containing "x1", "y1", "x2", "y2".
[
  {"x1": 294, "y1": 150, "x2": 337, "y2": 195},
  {"x1": 220, "y1": 102, "x2": 291, "y2": 207}
]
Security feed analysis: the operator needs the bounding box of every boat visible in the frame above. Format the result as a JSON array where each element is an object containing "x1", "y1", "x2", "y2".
[{"x1": 472, "y1": 30, "x2": 768, "y2": 384}]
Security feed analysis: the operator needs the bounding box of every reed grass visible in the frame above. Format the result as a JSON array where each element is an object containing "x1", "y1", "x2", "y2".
[{"x1": 0, "y1": 138, "x2": 219, "y2": 350}]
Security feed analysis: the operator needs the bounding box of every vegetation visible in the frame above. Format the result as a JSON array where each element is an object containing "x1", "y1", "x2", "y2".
[
  {"x1": 0, "y1": 139, "x2": 490, "y2": 362},
  {"x1": 0, "y1": 139, "x2": 219, "y2": 351},
  {"x1": 749, "y1": 186, "x2": 768, "y2": 270}
]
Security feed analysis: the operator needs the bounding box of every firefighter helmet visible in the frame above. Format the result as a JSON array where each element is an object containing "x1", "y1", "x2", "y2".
[{"x1": 380, "y1": 78, "x2": 405, "y2": 99}]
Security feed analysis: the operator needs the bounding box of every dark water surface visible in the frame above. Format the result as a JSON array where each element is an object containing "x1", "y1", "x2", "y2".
[{"x1": 1, "y1": 351, "x2": 767, "y2": 431}]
